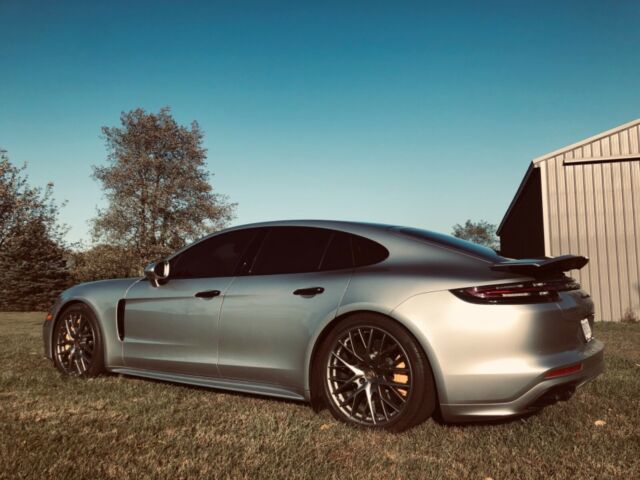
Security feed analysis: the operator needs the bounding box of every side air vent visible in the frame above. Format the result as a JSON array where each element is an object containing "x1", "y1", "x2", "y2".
[{"x1": 116, "y1": 299, "x2": 126, "y2": 341}]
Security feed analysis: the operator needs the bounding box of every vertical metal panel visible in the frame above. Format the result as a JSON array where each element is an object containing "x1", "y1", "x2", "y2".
[
  {"x1": 564, "y1": 151, "x2": 579, "y2": 255},
  {"x1": 535, "y1": 121, "x2": 640, "y2": 321},
  {"x1": 611, "y1": 162, "x2": 628, "y2": 319},
  {"x1": 555, "y1": 155, "x2": 571, "y2": 256},
  {"x1": 539, "y1": 162, "x2": 551, "y2": 255},
  {"x1": 630, "y1": 159, "x2": 640, "y2": 316},
  {"x1": 620, "y1": 128, "x2": 630, "y2": 155},
  {"x1": 593, "y1": 162, "x2": 613, "y2": 320},
  {"x1": 573, "y1": 163, "x2": 590, "y2": 292},
  {"x1": 621, "y1": 161, "x2": 640, "y2": 317},
  {"x1": 630, "y1": 126, "x2": 639, "y2": 153},
  {"x1": 582, "y1": 163, "x2": 598, "y2": 307},
  {"x1": 546, "y1": 157, "x2": 560, "y2": 255}
]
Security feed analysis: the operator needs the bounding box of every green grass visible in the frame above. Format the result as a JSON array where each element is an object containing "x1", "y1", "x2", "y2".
[{"x1": 1, "y1": 312, "x2": 638, "y2": 479}]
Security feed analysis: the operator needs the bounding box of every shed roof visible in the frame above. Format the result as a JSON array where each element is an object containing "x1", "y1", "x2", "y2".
[
  {"x1": 532, "y1": 118, "x2": 640, "y2": 165},
  {"x1": 498, "y1": 119, "x2": 640, "y2": 235}
]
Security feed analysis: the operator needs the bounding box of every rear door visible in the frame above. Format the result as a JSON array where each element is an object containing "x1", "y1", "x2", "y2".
[
  {"x1": 218, "y1": 227, "x2": 355, "y2": 391},
  {"x1": 122, "y1": 228, "x2": 257, "y2": 376}
]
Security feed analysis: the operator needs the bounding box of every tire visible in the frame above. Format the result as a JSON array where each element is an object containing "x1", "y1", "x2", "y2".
[
  {"x1": 317, "y1": 313, "x2": 436, "y2": 432},
  {"x1": 52, "y1": 304, "x2": 105, "y2": 377}
]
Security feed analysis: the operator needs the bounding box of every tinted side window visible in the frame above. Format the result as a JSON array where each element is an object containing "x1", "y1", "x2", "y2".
[
  {"x1": 320, "y1": 232, "x2": 354, "y2": 271},
  {"x1": 171, "y1": 229, "x2": 256, "y2": 278},
  {"x1": 252, "y1": 227, "x2": 332, "y2": 275},
  {"x1": 352, "y1": 235, "x2": 389, "y2": 266}
]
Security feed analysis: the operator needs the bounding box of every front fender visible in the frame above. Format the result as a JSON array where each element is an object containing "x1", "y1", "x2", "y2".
[{"x1": 46, "y1": 278, "x2": 141, "y2": 368}]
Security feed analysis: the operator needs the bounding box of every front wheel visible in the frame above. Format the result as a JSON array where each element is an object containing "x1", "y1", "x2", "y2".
[
  {"x1": 53, "y1": 304, "x2": 105, "y2": 377},
  {"x1": 318, "y1": 314, "x2": 436, "y2": 432}
]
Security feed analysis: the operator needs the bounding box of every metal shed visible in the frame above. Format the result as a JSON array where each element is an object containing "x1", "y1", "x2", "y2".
[{"x1": 498, "y1": 119, "x2": 640, "y2": 321}]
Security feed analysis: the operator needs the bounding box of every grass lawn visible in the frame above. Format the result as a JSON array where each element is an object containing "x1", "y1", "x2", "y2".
[{"x1": 1, "y1": 312, "x2": 638, "y2": 479}]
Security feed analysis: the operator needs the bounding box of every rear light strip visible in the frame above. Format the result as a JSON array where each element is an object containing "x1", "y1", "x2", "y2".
[
  {"x1": 545, "y1": 363, "x2": 583, "y2": 379},
  {"x1": 451, "y1": 278, "x2": 581, "y2": 304}
]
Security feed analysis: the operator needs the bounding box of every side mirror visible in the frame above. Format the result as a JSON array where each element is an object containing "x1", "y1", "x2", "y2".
[{"x1": 144, "y1": 260, "x2": 170, "y2": 287}]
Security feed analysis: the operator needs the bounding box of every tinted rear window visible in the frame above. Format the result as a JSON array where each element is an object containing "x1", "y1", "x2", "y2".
[
  {"x1": 394, "y1": 227, "x2": 503, "y2": 261},
  {"x1": 320, "y1": 232, "x2": 354, "y2": 271},
  {"x1": 252, "y1": 227, "x2": 332, "y2": 275},
  {"x1": 352, "y1": 235, "x2": 389, "y2": 266}
]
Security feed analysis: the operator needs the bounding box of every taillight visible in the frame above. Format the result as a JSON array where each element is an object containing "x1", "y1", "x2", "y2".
[{"x1": 451, "y1": 277, "x2": 580, "y2": 304}]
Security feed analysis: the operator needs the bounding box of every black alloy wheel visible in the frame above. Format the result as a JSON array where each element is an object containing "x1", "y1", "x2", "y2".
[
  {"x1": 319, "y1": 313, "x2": 436, "y2": 432},
  {"x1": 53, "y1": 304, "x2": 104, "y2": 377}
]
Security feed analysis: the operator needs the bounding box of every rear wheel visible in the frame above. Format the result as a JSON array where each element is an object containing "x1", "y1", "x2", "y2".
[
  {"x1": 318, "y1": 313, "x2": 436, "y2": 432},
  {"x1": 53, "y1": 304, "x2": 104, "y2": 377}
]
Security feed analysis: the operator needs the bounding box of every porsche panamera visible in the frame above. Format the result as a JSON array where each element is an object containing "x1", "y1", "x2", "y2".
[{"x1": 43, "y1": 220, "x2": 604, "y2": 431}]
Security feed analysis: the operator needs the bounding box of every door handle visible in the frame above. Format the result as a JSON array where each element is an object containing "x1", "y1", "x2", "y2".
[
  {"x1": 293, "y1": 287, "x2": 325, "y2": 296},
  {"x1": 195, "y1": 290, "x2": 221, "y2": 299}
]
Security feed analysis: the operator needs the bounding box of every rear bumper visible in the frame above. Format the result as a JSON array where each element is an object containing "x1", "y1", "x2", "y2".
[{"x1": 440, "y1": 338, "x2": 604, "y2": 422}]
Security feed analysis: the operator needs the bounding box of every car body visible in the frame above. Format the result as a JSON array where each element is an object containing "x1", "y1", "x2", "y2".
[{"x1": 43, "y1": 220, "x2": 604, "y2": 430}]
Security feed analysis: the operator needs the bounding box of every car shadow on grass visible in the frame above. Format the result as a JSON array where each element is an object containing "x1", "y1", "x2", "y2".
[{"x1": 107, "y1": 371, "x2": 547, "y2": 428}]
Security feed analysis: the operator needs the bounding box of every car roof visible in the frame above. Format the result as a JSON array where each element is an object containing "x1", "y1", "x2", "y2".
[
  {"x1": 222, "y1": 219, "x2": 394, "y2": 233},
  {"x1": 169, "y1": 219, "x2": 500, "y2": 265}
]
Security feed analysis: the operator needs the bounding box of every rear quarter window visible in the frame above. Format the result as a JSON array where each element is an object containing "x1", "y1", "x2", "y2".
[{"x1": 352, "y1": 235, "x2": 389, "y2": 267}]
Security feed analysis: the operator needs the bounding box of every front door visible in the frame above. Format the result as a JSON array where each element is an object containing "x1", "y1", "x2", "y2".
[
  {"x1": 122, "y1": 228, "x2": 258, "y2": 377},
  {"x1": 122, "y1": 276, "x2": 232, "y2": 376}
]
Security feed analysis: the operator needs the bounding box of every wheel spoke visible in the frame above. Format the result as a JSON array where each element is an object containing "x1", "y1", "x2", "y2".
[
  {"x1": 384, "y1": 384, "x2": 408, "y2": 404},
  {"x1": 357, "y1": 328, "x2": 368, "y2": 350},
  {"x1": 331, "y1": 352, "x2": 364, "y2": 376},
  {"x1": 378, "y1": 366, "x2": 410, "y2": 373},
  {"x1": 365, "y1": 382, "x2": 376, "y2": 424},
  {"x1": 339, "y1": 383, "x2": 366, "y2": 407},
  {"x1": 379, "y1": 388, "x2": 402, "y2": 413},
  {"x1": 366, "y1": 328, "x2": 374, "y2": 354},
  {"x1": 334, "y1": 375, "x2": 360, "y2": 394},
  {"x1": 352, "y1": 386, "x2": 366, "y2": 415},
  {"x1": 378, "y1": 379, "x2": 412, "y2": 389},
  {"x1": 64, "y1": 317, "x2": 74, "y2": 338},
  {"x1": 338, "y1": 339, "x2": 363, "y2": 362},
  {"x1": 377, "y1": 385, "x2": 391, "y2": 420},
  {"x1": 74, "y1": 356, "x2": 83, "y2": 374},
  {"x1": 78, "y1": 354, "x2": 87, "y2": 373},
  {"x1": 348, "y1": 331, "x2": 362, "y2": 360}
]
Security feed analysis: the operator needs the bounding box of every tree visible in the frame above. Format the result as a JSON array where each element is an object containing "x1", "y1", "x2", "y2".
[
  {"x1": 452, "y1": 219, "x2": 499, "y2": 251},
  {"x1": 0, "y1": 149, "x2": 70, "y2": 310},
  {"x1": 69, "y1": 244, "x2": 142, "y2": 284},
  {"x1": 91, "y1": 107, "x2": 235, "y2": 269}
]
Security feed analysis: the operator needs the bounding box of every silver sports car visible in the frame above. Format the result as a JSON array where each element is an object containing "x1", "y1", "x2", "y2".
[{"x1": 43, "y1": 220, "x2": 604, "y2": 431}]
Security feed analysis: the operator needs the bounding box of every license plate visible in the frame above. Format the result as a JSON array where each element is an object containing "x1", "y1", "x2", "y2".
[{"x1": 581, "y1": 318, "x2": 592, "y2": 342}]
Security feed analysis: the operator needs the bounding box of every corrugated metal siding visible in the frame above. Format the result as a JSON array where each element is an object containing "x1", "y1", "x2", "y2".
[{"x1": 539, "y1": 123, "x2": 640, "y2": 321}]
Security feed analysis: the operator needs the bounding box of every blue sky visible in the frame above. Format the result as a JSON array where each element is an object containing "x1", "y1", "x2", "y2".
[{"x1": 1, "y1": 1, "x2": 639, "y2": 244}]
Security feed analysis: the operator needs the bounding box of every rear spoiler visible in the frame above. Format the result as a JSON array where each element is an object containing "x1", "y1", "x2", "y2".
[{"x1": 490, "y1": 255, "x2": 588, "y2": 277}]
